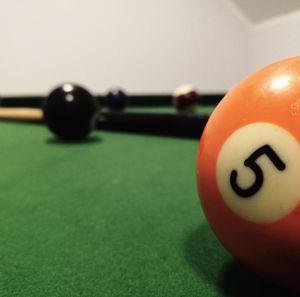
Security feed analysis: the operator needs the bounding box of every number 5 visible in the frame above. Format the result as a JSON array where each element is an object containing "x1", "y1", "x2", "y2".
[{"x1": 230, "y1": 145, "x2": 286, "y2": 198}]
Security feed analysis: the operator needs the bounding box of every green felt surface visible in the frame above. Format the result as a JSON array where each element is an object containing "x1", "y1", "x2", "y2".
[
  {"x1": 127, "y1": 106, "x2": 214, "y2": 115},
  {"x1": 0, "y1": 120, "x2": 294, "y2": 296},
  {"x1": 102, "y1": 105, "x2": 215, "y2": 116}
]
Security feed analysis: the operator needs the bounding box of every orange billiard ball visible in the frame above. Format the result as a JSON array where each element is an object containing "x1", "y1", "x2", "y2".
[{"x1": 196, "y1": 56, "x2": 300, "y2": 290}]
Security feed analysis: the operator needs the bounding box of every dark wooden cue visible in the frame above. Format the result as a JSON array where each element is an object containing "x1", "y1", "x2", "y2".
[
  {"x1": 97, "y1": 112, "x2": 207, "y2": 138},
  {"x1": 0, "y1": 108, "x2": 208, "y2": 139}
]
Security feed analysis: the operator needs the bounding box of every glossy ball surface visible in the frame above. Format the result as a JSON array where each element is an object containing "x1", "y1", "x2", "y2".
[
  {"x1": 196, "y1": 57, "x2": 300, "y2": 290},
  {"x1": 106, "y1": 88, "x2": 127, "y2": 111},
  {"x1": 173, "y1": 84, "x2": 199, "y2": 113},
  {"x1": 43, "y1": 83, "x2": 99, "y2": 140}
]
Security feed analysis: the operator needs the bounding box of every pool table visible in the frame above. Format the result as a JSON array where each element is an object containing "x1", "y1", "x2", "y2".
[{"x1": 0, "y1": 95, "x2": 293, "y2": 296}]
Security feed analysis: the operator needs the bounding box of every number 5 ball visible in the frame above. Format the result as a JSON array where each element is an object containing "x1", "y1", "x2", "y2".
[{"x1": 196, "y1": 57, "x2": 300, "y2": 290}]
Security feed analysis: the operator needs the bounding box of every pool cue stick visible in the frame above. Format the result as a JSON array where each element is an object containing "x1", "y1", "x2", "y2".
[
  {"x1": 0, "y1": 107, "x2": 208, "y2": 138},
  {"x1": 0, "y1": 107, "x2": 43, "y2": 121},
  {"x1": 97, "y1": 112, "x2": 208, "y2": 138}
]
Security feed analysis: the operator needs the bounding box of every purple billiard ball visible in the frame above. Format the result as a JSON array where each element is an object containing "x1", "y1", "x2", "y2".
[{"x1": 106, "y1": 88, "x2": 127, "y2": 111}]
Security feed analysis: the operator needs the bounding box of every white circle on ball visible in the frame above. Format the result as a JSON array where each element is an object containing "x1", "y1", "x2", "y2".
[{"x1": 216, "y1": 122, "x2": 300, "y2": 223}]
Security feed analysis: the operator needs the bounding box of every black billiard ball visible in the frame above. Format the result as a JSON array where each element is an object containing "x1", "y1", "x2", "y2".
[
  {"x1": 43, "y1": 83, "x2": 99, "y2": 141},
  {"x1": 172, "y1": 84, "x2": 199, "y2": 113},
  {"x1": 106, "y1": 88, "x2": 127, "y2": 111}
]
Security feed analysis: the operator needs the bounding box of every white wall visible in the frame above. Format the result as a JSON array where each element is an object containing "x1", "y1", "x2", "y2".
[
  {"x1": 0, "y1": 0, "x2": 250, "y2": 95},
  {"x1": 228, "y1": 0, "x2": 300, "y2": 25},
  {"x1": 251, "y1": 11, "x2": 300, "y2": 71}
]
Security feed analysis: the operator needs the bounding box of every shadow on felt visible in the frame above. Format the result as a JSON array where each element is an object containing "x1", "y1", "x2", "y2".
[
  {"x1": 46, "y1": 135, "x2": 101, "y2": 145},
  {"x1": 185, "y1": 224, "x2": 297, "y2": 297}
]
